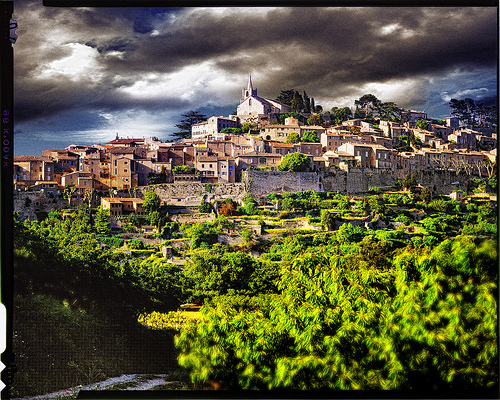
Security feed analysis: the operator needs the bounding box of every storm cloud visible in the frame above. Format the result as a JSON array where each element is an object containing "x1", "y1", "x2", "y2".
[{"x1": 12, "y1": 2, "x2": 497, "y2": 155}]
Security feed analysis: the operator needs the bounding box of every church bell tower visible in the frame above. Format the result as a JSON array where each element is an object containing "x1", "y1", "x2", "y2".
[{"x1": 241, "y1": 73, "x2": 257, "y2": 103}]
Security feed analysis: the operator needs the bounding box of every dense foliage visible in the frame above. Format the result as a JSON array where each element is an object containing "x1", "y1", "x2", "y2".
[
  {"x1": 176, "y1": 236, "x2": 498, "y2": 390},
  {"x1": 278, "y1": 153, "x2": 310, "y2": 172},
  {"x1": 13, "y1": 186, "x2": 498, "y2": 395}
]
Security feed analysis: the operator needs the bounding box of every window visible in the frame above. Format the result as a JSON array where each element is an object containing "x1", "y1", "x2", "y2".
[
  {"x1": 125, "y1": 161, "x2": 128, "y2": 165},
  {"x1": 209, "y1": 164, "x2": 212, "y2": 168},
  {"x1": 366, "y1": 151, "x2": 368, "y2": 158},
  {"x1": 84, "y1": 181, "x2": 87, "y2": 185},
  {"x1": 229, "y1": 165, "x2": 233, "y2": 169},
  {"x1": 201, "y1": 164, "x2": 205, "y2": 168},
  {"x1": 124, "y1": 169, "x2": 128, "y2": 172},
  {"x1": 229, "y1": 172, "x2": 232, "y2": 176},
  {"x1": 48, "y1": 167, "x2": 51, "y2": 172}
]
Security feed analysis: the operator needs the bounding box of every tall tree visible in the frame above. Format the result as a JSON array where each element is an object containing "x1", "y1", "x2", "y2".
[
  {"x1": 380, "y1": 102, "x2": 402, "y2": 122},
  {"x1": 276, "y1": 89, "x2": 295, "y2": 106},
  {"x1": 173, "y1": 111, "x2": 207, "y2": 141},
  {"x1": 330, "y1": 107, "x2": 352, "y2": 124},
  {"x1": 303, "y1": 91, "x2": 311, "y2": 113},
  {"x1": 142, "y1": 188, "x2": 161, "y2": 213},
  {"x1": 354, "y1": 94, "x2": 382, "y2": 118}
]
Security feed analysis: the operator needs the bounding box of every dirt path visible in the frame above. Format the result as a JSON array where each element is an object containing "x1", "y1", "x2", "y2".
[{"x1": 13, "y1": 374, "x2": 180, "y2": 400}]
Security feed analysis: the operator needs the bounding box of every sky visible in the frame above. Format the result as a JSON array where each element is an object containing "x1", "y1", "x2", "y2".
[{"x1": 12, "y1": 2, "x2": 498, "y2": 156}]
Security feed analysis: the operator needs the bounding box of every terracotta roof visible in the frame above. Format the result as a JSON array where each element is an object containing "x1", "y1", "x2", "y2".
[
  {"x1": 14, "y1": 156, "x2": 53, "y2": 162},
  {"x1": 106, "y1": 138, "x2": 144, "y2": 144},
  {"x1": 197, "y1": 156, "x2": 219, "y2": 162},
  {"x1": 102, "y1": 197, "x2": 122, "y2": 203},
  {"x1": 238, "y1": 152, "x2": 281, "y2": 157},
  {"x1": 110, "y1": 147, "x2": 135, "y2": 154},
  {"x1": 270, "y1": 142, "x2": 293, "y2": 148}
]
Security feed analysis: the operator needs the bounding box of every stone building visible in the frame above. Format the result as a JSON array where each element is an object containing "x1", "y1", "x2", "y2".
[
  {"x1": 14, "y1": 156, "x2": 56, "y2": 186},
  {"x1": 191, "y1": 116, "x2": 239, "y2": 140},
  {"x1": 237, "y1": 74, "x2": 292, "y2": 123}
]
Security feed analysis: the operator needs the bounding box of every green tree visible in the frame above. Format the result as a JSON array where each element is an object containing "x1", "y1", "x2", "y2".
[
  {"x1": 303, "y1": 91, "x2": 311, "y2": 113},
  {"x1": 275, "y1": 89, "x2": 295, "y2": 106},
  {"x1": 172, "y1": 165, "x2": 195, "y2": 174},
  {"x1": 320, "y1": 209, "x2": 335, "y2": 230},
  {"x1": 183, "y1": 248, "x2": 260, "y2": 299},
  {"x1": 142, "y1": 188, "x2": 161, "y2": 213},
  {"x1": 330, "y1": 107, "x2": 352, "y2": 124},
  {"x1": 301, "y1": 131, "x2": 320, "y2": 143},
  {"x1": 149, "y1": 210, "x2": 161, "y2": 229},
  {"x1": 176, "y1": 237, "x2": 498, "y2": 390},
  {"x1": 402, "y1": 174, "x2": 417, "y2": 191},
  {"x1": 354, "y1": 94, "x2": 382, "y2": 118},
  {"x1": 420, "y1": 186, "x2": 431, "y2": 203},
  {"x1": 198, "y1": 199, "x2": 212, "y2": 214},
  {"x1": 306, "y1": 114, "x2": 322, "y2": 126},
  {"x1": 242, "y1": 122, "x2": 259, "y2": 134},
  {"x1": 93, "y1": 207, "x2": 110, "y2": 235},
  {"x1": 173, "y1": 111, "x2": 207, "y2": 140},
  {"x1": 414, "y1": 118, "x2": 429, "y2": 130},
  {"x1": 278, "y1": 153, "x2": 310, "y2": 172},
  {"x1": 286, "y1": 132, "x2": 300, "y2": 144}
]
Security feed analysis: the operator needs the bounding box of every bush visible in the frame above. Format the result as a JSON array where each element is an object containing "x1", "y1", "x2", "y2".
[
  {"x1": 176, "y1": 237, "x2": 498, "y2": 390},
  {"x1": 198, "y1": 199, "x2": 212, "y2": 214}
]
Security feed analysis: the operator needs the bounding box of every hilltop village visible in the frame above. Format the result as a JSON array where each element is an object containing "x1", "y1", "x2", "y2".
[{"x1": 14, "y1": 76, "x2": 497, "y2": 220}]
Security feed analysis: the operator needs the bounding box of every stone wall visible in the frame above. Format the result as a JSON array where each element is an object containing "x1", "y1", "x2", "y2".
[
  {"x1": 149, "y1": 182, "x2": 246, "y2": 206},
  {"x1": 245, "y1": 168, "x2": 470, "y2": 197},
  {"x1": 244, "y1": 170, "x2": 321, "y2": 197},
  {"x1": 14, "y1": 191, "x2": 81, "y2": 220}
]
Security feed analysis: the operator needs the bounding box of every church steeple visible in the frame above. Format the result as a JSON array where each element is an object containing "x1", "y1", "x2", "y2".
[
  {"x1": 241, "y1": 73, "x2": 257, "y2": 102},
  {"x1": 247, "y1": 73, "x2": 254, "y2": 93}
]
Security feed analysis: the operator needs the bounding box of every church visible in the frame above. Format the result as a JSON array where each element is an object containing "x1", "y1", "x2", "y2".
[{"x1": 236, "y1": 74, "x2": 293, "y2": 122}]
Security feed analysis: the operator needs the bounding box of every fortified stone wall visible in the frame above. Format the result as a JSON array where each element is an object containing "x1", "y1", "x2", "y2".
[
  {"x1": 244, "y1": 171, "x2": 321, "y2": 197},
  {"x1": 246, "y1": 168, "x2": 470, "y2": 197},
  {"x1": 415, "y1": 169, "x2": 469, "y2": 194},
  {"x1": 149, "y1": 182, "x2": 246, "y2": 206},
  {"x1": 14, "y1": 191, "x2": 82, "y2": 220}
]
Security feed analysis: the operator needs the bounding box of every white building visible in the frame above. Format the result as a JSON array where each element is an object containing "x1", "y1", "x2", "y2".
[
  {"x1": 236, "y1": 74, "x2": 292, "y2": 121},
  {"x1": 191, "y1": 116, "x2": 239, "y2": 140}
]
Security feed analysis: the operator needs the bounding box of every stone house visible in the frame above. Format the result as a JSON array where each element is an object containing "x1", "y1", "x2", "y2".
[
  {"x1": 101, "y1": 197, "x2": 146, "y2": 216},
  {"x1": 14, "y1": 156, "x2": 55, "y2": 186},
  {"x1": 196, "y1": 155, "x2": 237, "y2": 183},
  {"x1": 111, "y1": 155, "x2": 138, "y2": 189},
  {"x1": 191, "y1": 116, "x2": 239, "y2": 140},
  {"x1": 293, "y1": 142, "x2": 323, "y2": 157},
  {"x1": 41, "y1": 149, "x2": 79, "y2": 174},
  {"x1": 261, "y1": 116, "x2": 326, "y2": 143},
  {"x1": 413, "y1": 129, "x2": 436, "y2": 146},
  {"x1": 448, "y1": 130, "x2": 477, "y2": 149},
  {"x1": 29, "y1": 181, "x2": 60, "y2": 197},
  {"x1": 267, "y1": 142, "x2": 295, "y2": 156},
  {"x1": 61, "y1": 171, "x2": 95, "y2": 196},
  {"x1": 236, "y1": 152, "x2": 282, "y2": 178}
]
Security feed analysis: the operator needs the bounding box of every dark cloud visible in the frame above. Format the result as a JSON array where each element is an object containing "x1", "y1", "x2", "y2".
[{"x1": 12, "y1": 3, "x2": 497, "y2": 151}]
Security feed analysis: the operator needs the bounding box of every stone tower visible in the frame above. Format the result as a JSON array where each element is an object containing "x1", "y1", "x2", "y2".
[{"x1": 241, "y1": 73, "x2": 257, "y2": 103}]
